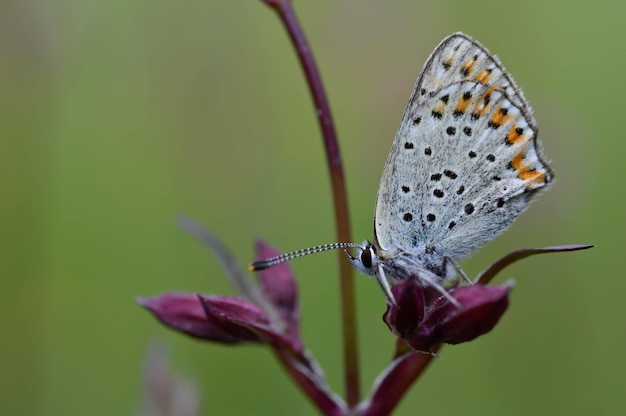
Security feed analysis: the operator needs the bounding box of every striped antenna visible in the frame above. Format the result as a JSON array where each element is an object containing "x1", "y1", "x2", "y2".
[{"x1": 249, "y1": 242, "x2": 362, "y2": 271}]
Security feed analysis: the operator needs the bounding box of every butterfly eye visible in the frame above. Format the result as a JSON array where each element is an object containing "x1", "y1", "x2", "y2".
[{"x1": 360, "y1": 246, "x2": 373, "y2": 268}]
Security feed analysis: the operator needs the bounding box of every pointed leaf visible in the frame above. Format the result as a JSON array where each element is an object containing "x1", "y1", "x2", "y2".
[
  {"x1": 255, "y1": 240, "x2": 299, "y2": 326},
  {"x1": 476, "y1": 244, "x2": 594, "y2": 285}
]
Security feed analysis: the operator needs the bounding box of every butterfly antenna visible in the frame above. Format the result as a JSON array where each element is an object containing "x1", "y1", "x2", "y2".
[{"x1": 249, "y1": 242, "x2": 361, "y2": 271}]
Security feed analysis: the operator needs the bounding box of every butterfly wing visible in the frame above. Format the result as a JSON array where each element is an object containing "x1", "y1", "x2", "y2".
[
  {"x1": 374, "y1": 33, "x2": 553, "y2": 261},
  {"x1": 408, "y1": 33, "x2": 530, "y2": 115}
]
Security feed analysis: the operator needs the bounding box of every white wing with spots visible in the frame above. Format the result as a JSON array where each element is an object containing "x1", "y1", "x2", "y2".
[{"x1": 373, "y1": 33, "x2": 552, "y2": 276}]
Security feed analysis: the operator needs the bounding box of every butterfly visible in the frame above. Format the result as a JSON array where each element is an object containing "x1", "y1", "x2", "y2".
[{"x1": 250, "y1": 33, "x2": 552, "y2": 305}]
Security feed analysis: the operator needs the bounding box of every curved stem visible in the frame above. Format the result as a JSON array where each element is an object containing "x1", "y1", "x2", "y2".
[
  {"x1": 357, "y1": 345, "x2": 441, "y2": 416},
  {"x1": 262, "y1": 0, "x2": 359, "y2": 406}
]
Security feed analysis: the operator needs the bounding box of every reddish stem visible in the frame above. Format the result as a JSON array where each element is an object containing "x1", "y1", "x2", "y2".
[
  {"x1": 357, "y1": 347, "x2": 440, "y2": 416},
  {"x1": 262, "y1": 0, "x2": 359, "y2": 406},
  {"x1": 272, "y1": 347, "x2": 347, "y2": 416}
]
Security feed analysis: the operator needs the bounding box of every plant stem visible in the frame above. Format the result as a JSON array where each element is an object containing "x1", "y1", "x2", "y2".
[{"x1": 262, "y1": 0, "x2": 360, "y2": 406}]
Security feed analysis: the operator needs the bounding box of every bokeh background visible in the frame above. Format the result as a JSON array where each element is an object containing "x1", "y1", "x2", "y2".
[{"x1": 1, "y1": 0, "x2": 623, "y2": 414}]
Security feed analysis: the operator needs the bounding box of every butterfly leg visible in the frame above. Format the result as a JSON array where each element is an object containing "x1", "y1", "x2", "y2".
[
  {"x1": 417, "y1": 268, "x2": 462, "y2": 308},
  {"x1": 376, "y1": 265, "x2": 399, "y2": 308},
  {"x1": 446, "y1": 256, "x2": 472, "y2": 285},
  {"x1": 428, "y1": 280, "x2": 462, "y2": 309}
]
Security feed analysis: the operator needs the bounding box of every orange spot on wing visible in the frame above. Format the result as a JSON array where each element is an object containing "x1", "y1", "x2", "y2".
[
  {"x1": 491, "y1": 107, "x2": 512, "y2": 126},
  {"x1": 461, "y1": 60, "x2": 476, "y2": 77},
  {"x1": 523, "y1": 172, "x2": 547, "y2": 190},
  {"x1": 532, "y1": 173, "x2": 547, "y2": 186},
  {"x1": 455, "y1": 95, "x2": 471, "y2": 114},
  {"x1": 474, "y1": 69, "x2": 491, "y2": 84},
  {"x1": 511, "y1": 150, "x2": 548, "y2": 188},
  {"x1": 433, "y1": 101, "x2": 447, "y2": 114},
  {"x1": 519, "y1": 170, "x2": 541, "y2": 180},
  {"x1": 511, "y1": 151, "x2": 526, "y2": 172},
  {"x1": 506, "y1": 125, "x2": 526, "y2": 145}
]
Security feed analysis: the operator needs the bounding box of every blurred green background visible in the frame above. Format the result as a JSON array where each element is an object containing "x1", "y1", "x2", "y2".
[{"x1": 1, "y1": 0, "x2": 623, "y2": 414}]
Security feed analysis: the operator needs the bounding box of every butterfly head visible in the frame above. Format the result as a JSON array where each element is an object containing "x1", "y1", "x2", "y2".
[{"x1": 347, "y1": 240, "x2": 380, "y2": 277}]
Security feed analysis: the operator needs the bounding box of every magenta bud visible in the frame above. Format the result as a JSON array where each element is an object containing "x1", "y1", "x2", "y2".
[
  {"x1": 138, "y1": 293, "x2": 264, "y2": 344},
  {"x1": 424, "y1": 283, "x2": 512, "y2": 346},
  {"x1": 196, "y1": 294, "x2": 271, "y2": 343},
  {"x1": 383, "y1": 276, "x2": 425, "y2": 339},
  {"x1": 383, "y1": 280, "x2": 512, "y2": 352}
]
